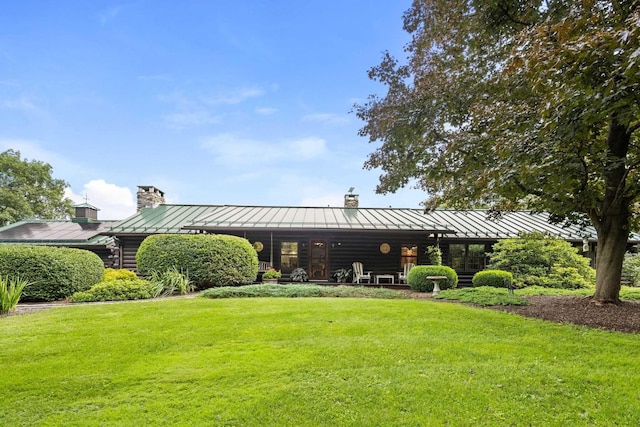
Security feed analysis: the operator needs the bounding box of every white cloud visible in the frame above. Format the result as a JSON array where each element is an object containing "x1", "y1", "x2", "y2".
[
  {"x1": 286, "y1": 137, "x2": 327, "y2": 159},
  {"x1": 201, "y1": 134, "x2": 327, "y2": 165},
  {"x1": 99, "y1": 6, "x2": 124, "y2": 25},
  {"x1": 201, "y1": 87, "x2": 265, "y2": 106},
  {"x1": 301, "y1": 113, "x2": 350, "y2": 125},
  {"x1": 162, "y1": 111, "x2": 221, "y2": 130},
  {"x1": 2, "y1": 96, "x2": 51, "y2": 121},
  {"x1": 255, "y1": 107, "x2": 278, "y2": 115},
  {"x1": 66, "y1": 180, "x2": 136, "y2": 220}
]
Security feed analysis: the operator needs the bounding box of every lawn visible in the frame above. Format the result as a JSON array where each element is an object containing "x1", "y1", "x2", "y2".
[{"x1": 1, "y1": 297, "x2": 639, "y2": 426}]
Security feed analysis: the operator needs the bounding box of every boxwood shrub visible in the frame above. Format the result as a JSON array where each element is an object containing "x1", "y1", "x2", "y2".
[
  {"x1": 70, "y1": 278, "x2": 154, "y2": 303},
  {"x1": 407, "y1": 265, "x2": 458, "y2": 292},
  {"x1": 136, "y1": 234, "x2": 258, "y2": 288},
  {"x1": 0, "y1": 245, "x2": 104, "y2": 302},
  {"x1": 472, "y1": 270, "x2": 514, "y2": 288}
]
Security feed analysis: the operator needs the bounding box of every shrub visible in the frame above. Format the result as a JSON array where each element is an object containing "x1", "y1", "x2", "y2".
[
  {"x1": 0, "y1": 246, "x2": 104, "y2": 301},
  {"x1": 0, "y1": 275, "x2": 31, "y2": 315},
  {"x1": 425, "y1": 246, "x2": 443, "y2": 266},
  {"x1": 103, "y1": 268, "x2": 138, "y2": 281},
  {"x1": 622, "y1": 253, "x2": 640, "y2": 286},
  {"x1": 472, "y1": 270, "x2": 514, "y2": 288},
  {"x1": 149, "y1": 267, "x2": 194, "y2": 296},
  {"x1": 70, "y1": 278, "x2": 155, "y2": 303},
  {"x1": 407, "y1": 265, "x2": 458, "y2": 292},
  {"x1": 487, "y1": 231, "x2": 595, "y2": 288},
  {"x1": 136, "y1": 234, "x2": 258, "y2": 289}
]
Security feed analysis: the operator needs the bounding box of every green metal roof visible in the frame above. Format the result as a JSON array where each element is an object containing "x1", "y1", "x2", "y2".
[
  {"x1": 105, "y1": 205, "x2": 455, "y2": 234},
  {"x1": 0, "y1": 219, "x2": 117, "y2": 247},
  {"x1": 103, "y1": 204, "x2": 640, "y2": 243}
]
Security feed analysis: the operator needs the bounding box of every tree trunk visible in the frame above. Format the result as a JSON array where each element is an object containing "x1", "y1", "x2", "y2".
[
  {"x1": 593, "y1": 219, "x2": 628, "y2": 304},
  {"x1": 591, "y1": 116, "x2": 632, "y2": 305}
]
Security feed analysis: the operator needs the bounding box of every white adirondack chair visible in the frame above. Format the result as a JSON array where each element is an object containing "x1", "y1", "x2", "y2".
[
  {"x1": 352, "y1": 262, "x2": 372, "y2": 283},
  {"x1": 398, "y1": 263, "x2": 415, "y2": 284}
]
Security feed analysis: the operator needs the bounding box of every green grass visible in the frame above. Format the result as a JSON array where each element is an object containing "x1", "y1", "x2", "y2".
[{"x1": 1, "y1": 298, "x2": 639, "y2": 425}]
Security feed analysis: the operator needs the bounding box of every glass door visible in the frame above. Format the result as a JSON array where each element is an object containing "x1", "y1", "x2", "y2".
[{"x1": 309, "y1": 239, "x2": 328, "y2": 280}]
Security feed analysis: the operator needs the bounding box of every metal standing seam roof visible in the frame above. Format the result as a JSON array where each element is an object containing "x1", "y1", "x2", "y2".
[
  {"x1": 0, "y1": 219, "x2": 118, "y2": 246},
  {"x1": 103, "y1": 204, "x2": 640, "y2": 243},
  {"x1": 104, "y1": 204, "x2": 455, "y2": 234}
]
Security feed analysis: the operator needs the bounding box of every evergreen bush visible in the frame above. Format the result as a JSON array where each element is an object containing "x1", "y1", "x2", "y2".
[
  {"x1": 487, "y1": 232, "x2": 595, "y2": 288},
  {"x1": 472, "y1": 270, "x2": 514, "y2": 288},
  {"x1": 70, "y1": 278, "x2": 155, "y2": 302},
  {"x1": 0, "y1": 246, "x2": 104, "y2": 301},
  {"x1": 136, "y1": 234, "x2": 258, "y2": 288},
  {"x1": 103, "y1": 268, "x2": 138, "y2": 281},
  {"x1": 407, "y1": 265, "x2": 458, "y2": 292}
]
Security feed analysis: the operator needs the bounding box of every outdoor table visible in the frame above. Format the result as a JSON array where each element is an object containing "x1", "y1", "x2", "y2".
[
  {"x1": 375, "y1": 274, "x2": 395, "y2": 285},
  {"x1": 426, "y1": 276, "x2": 448, "y2": 295}
]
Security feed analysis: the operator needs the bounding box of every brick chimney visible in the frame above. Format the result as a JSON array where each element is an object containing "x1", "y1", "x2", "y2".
[
  {"x1": 344, "y1": 188, "x2": 359, "y2": 208},
  {"x1": 137, "y1": 186, "x2": 165, "y2": 211}
]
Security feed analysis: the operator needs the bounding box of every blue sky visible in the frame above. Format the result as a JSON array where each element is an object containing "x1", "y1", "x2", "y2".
[{"x1": 0, "y1": 1, "x2": 422, "y2": 219}]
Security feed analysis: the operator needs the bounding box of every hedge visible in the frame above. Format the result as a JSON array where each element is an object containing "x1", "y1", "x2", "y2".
[
  {"x1": 472, "y1": 270, "x2": 514, "y2": 288},
  {"x1": 0, "y1": 245, "x2": 104, "y2": 302},
  {"x1": 407, "y1": 265, "x2": 458, "y2": 292},
  {"x1": 70, "y1": 278, "x2": 155, "y2": 303},
  {"x1": 136, "y1": 234, "x2": 258, "y2": 288}
]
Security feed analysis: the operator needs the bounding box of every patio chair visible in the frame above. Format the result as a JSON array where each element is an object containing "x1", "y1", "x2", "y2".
[
  {"x1": 258, "y1": 261, "x2": 272, "y2": 272},
  {"x1": 352, "y1": 262, "x2": 372, "y2": 284},
  {"x1": 398, "y1": 263, "x2": 415, "y2": 284}
]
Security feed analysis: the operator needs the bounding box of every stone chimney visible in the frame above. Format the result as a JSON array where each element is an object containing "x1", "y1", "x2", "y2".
[
  {"x1": 137, "y1": 186, "x2": 165, "y2": 211},
  {"x1": 344, "y1": 188, "x2": 359, "y2": 208}
]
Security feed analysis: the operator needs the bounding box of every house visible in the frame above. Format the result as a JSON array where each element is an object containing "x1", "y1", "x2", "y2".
[
  {"x1": 0, "y1": 203, "x2": 119, "y2": 267},
  {"x1": 103, "y1": 186, "x2": 640, "y2": 285}
]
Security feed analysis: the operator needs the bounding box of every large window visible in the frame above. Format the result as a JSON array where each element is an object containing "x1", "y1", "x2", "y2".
[
  {"x1": 448, "y1": 243, "x2": 486, "y2": 271},
  {"x1": 280, "y1": 242, "x2": 299, "y2": 273},
  {"x1": 401, "y1": 244, "x2": 418, "y2": 267}
]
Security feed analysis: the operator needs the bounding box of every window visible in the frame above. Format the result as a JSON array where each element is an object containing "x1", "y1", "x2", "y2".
[
  {"x1": 401, "y1": 244, "x2": 418, "y2": 267},
  {"x1": 280, "y1": 242, "x2": 298, "y2": 273},
  {"x1": 448, "y1": 243, "x2": 486, "y2": 271}
]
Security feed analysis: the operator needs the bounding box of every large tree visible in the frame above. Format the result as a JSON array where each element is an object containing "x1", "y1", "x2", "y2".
[
  {"x1": 355, "y1": 1, "x2": 640, "y2": 304},
  {"x1": 0, "y1": 149, "x2": 73, "y2": 224}
]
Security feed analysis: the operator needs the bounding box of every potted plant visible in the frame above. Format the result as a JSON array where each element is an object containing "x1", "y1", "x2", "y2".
[
  {"x1": 333, "y1": 268, "x2": 352, "y2": 283},
  {"x1": 262, "y1": 268, "x2": 282, "y2": 284}
]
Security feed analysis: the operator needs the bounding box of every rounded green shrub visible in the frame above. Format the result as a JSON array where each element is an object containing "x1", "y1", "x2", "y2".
[
  {"x1": 0, "y1": 245, "x2": 104, "y2": 302},
  {"x1": 136, "y1": 234, "x2": 258, "y2": 288},
  {"x1": 407, "y1": 265, "x2": 458, "y2": 292},
  {"x1": 472, "y1": 270, "x2": 514, "y2": 288},
  {"x1": 488, "y1": 231, "x2": 595, "y2": 288},
  {"x1": 103, "y1": 268, "x2": 138, "y2": 281},
  {"x1": 70, "y1": 278, "x2": 154, "y2": 302}
]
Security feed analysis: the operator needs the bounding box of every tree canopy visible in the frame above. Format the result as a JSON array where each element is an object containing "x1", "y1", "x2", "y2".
[
  {"x1": 356, "y1": 1, "x2": 640, "y2": 303},
  {"x1": 0, "y1": 149, "x2": 73, "y2": 224}
]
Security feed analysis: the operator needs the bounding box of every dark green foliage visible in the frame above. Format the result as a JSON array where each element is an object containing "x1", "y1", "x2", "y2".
[
  {"x1": 290, "y1": 268, "x2": 309, "y2": 282},
  {"x1": 407, "y1": 265, "x2": 458, "y2": 292},
  {"x1": 488, "y1": 232, "x2": 595, "y2": 289},
  {"x1": 0, "y1": 245, "x2": 104, "y2": 301},
  {"x1": 136, "y1": 234, "x2": 258, "y2": 288},
  {"x1": 70, "y1": 279, "x2": 154, "y2": 302},
  {"x1": 0, "y1": 149, "x2": 73, "y2": 223},
  {"x1": 472, "y1": 270, "x2": 513, "y2": 288}
]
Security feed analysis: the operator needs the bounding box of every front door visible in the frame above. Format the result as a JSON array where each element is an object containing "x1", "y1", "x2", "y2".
[{"x1": 309, "y1": 239, "x2": 328, "y2": 280}]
